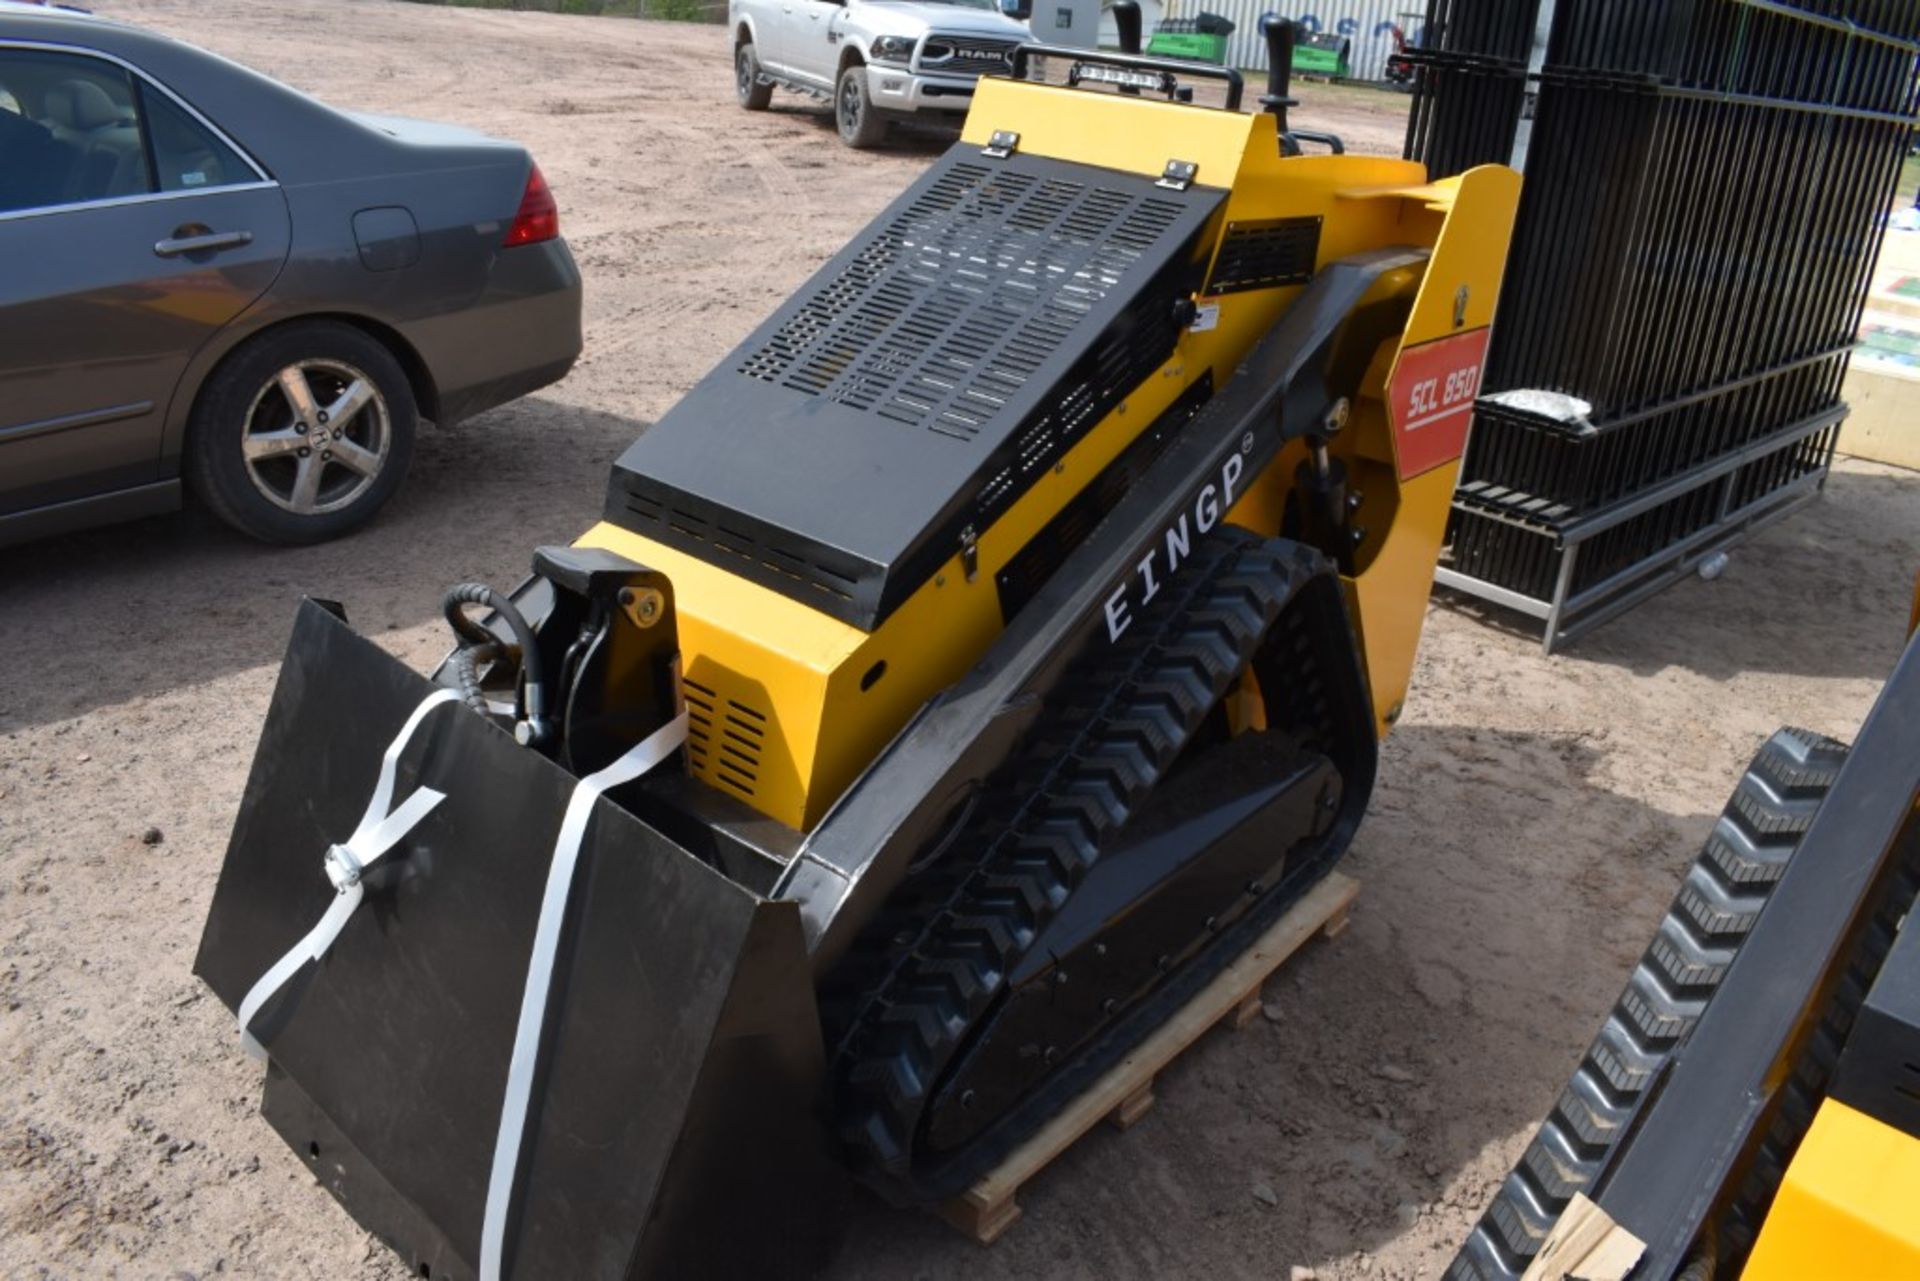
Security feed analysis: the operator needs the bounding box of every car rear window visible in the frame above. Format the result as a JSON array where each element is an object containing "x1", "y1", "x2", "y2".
[
  {"x1": 140, "y1": 81, "x2": 251, "y2": 193},
  {"x1": 0, "y1": 48, "x2": 150, "y2": 213},
  {"x1": 0, "y1": 45, "x2": 260, "y2": 217}
]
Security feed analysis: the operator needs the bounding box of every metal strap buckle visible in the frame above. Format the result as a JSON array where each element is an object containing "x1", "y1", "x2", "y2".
[{"x1": 323, "y1": 843, "x2": 364, "y2": 892}]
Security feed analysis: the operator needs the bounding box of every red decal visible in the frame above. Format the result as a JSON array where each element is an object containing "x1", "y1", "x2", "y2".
[{"x1": 1387, "y1": 328, "x2": 1490, "y2": 481}]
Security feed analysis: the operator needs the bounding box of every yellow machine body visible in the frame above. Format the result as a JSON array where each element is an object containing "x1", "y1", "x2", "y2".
[
  {"x1": 1743, "y1": 1098, "x2": 1920, "y2": 1279},
  {"x1": 578, "y1": 78, "x2": 1520, "y2": 829}
]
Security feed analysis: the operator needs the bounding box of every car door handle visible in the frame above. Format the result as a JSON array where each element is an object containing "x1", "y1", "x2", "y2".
[{"x1": 153, "y1": 229, "x2": 254, "y2": 258}]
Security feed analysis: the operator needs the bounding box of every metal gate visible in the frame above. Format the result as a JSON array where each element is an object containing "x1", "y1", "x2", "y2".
[{"x1": 1427, "y1": 0, "x2": 1920, "y2": 652}]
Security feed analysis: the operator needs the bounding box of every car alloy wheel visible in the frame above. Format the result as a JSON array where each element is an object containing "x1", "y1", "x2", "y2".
[{"x1": 241, "y1": 359, "x2": 391, "y2": 516}]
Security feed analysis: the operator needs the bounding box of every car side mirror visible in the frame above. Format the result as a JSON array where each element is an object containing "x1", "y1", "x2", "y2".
[{"x1": 999, "y1": 0, "x2": 1033, "y2": 21}]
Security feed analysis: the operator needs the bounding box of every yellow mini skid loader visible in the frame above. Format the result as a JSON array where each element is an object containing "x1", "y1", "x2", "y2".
[{"x1": 195, "y1": 16, "x2": 1520, "y2": 1279}]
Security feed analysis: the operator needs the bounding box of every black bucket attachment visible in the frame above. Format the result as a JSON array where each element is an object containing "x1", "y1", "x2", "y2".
[{"x1": 194, "y1": 600, "x2": 845, "y2": 1280}]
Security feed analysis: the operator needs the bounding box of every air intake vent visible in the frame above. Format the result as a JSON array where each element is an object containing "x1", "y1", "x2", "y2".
[
  {"x1": 737, "y1": 161, "x2": 1190, "y2": 438},
  {"x1": 1204, "y1": 216, "x2": 1321, "y2": 295},
  {"x1": 683, "y1": 677, "x2": 766, "y2": 799},
  {"x1": 605, "y1": 148, "x2": 1224, "y2": 631},
  {"x1": 995, "y1": 372, "x2": 1213, "y2": 621}
]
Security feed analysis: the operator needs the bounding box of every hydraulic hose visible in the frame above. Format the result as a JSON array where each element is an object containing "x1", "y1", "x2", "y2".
[
  {"x1": 442, "y1": 583, "x2": 551, "y2": 746},
  {"x1": 450, "y1": 639, "x2": 503, "y2": 716}
]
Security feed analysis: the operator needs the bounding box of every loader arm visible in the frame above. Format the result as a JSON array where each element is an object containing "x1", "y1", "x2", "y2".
[{"x1": 785, "y1": 244, "x2": 1428, "y2": 972}]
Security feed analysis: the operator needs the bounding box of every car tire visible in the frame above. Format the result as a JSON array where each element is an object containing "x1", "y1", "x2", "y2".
[
  {"x1": 835, "y1": 62, "x2": 887, "y2": 149},
  {"x1": 736, "y1": 41, "x2": 773, "y2": 110},
  {"x1": 187, "y1": 320, "x2": 417, "y2": 544}
]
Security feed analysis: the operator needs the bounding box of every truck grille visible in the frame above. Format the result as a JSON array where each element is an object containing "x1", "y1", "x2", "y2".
[{"x1": 917, "y1": 34, "x2": 1019, "y2": 76}]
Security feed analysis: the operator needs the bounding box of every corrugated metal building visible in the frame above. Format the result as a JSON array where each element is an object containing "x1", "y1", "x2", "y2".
[{"x1": 1109, "y1": 1, "x2": 1425, "y2": 82}]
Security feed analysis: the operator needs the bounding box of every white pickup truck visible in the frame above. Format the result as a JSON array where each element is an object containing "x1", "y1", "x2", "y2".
[{"x1": 731, "y1": 0, "x2": 1035, "y2": 148}]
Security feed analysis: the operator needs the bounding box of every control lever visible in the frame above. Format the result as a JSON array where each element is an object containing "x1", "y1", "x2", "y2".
[
  {"x1": 1112, "y1": 0, "x2": 1143, "y2": 96},
  {"x1": 1259, "y1": 14, "x2": 1303, "y2": 155}
]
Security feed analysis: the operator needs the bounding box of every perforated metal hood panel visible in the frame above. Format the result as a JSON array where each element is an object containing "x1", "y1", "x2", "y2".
[{"x1": 604, "y1": 147, "x2": 1224, "y2": 630}]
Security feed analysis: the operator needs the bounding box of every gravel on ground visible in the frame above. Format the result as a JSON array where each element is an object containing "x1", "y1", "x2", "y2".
[{"x1": 3, "y1": 4, "x2": 1915, "y2": 1278}]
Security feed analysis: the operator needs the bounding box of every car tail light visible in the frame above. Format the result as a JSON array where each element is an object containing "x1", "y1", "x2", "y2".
[{"x1": 503, "y1": 163, "x2": 559, "y2": 247}]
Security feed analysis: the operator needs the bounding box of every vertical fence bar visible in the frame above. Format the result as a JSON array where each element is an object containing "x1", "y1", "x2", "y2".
[{"x1": 1430, "y1": 0, "x2": 1920, "y2": 650}]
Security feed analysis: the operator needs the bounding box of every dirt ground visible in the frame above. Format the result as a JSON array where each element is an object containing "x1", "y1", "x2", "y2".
[{"x1": 2, "y1": 3, "x2": 1917, "y2": 1279}]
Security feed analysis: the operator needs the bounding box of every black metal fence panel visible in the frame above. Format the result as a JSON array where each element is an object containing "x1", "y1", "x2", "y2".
[
  {"x1": 1420, "y1": 0, "x2": 1919, "y2": 651},
  {"x1": 1401, "y1": 0, "x2": 1543, "y2": 176}
]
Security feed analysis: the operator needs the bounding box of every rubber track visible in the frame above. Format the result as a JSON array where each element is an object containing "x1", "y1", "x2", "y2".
[
  {"x1": 827, "y1": 527, "x2": 1302, "y2": 1194},
  {"x1": 1446, "y1": 728, "x2": 1850, "y2": 1281},
  {"x1": 1711, "y1": 756, "x2": 1920, "y2": 1271}
]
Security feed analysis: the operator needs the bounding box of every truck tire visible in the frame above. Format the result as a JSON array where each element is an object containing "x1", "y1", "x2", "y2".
[
  {"x1": 736, "y1": 41, "x2": 773, "y2": 111},
  {"x1": 1447, "y1": 728, "x2": 1849, "y2": 1280},
  {"x1": 834, "y1": 62, "x2": 887, "y2": 149}
]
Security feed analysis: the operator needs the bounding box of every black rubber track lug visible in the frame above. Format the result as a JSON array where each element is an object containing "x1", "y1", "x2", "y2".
[
  {"x1": 1445, "y1": 728, "x2": 1853, "y2": 1281},
  {"x1": 823, "y1": 528, "x2": 1323, "y2": 1200}
]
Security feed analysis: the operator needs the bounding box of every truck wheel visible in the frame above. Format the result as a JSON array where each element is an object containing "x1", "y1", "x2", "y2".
[
  {"x1": 187, "y1": 320, "x2": 417, "y2": 544},
  {"x1": 835, "y1": 63, "x2": 887, "y2": 149},
  {"x1": 736, "y1": 41, "x2": 772, "y2": 111}
]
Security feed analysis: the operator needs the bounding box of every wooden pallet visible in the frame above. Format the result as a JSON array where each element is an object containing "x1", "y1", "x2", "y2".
[{"x1": 937, "y1": 871, "x2": 1360, "y2": 1245}]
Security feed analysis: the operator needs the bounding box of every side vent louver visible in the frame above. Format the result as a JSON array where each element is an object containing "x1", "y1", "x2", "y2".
[
  {"x1": 735, "y1": 162, "x2": 1188, "y2": 444},
  {"x1": 1203, "y1": 216, "x2": 1321, "y2": 295},
  {"x1": 683, "y1": 676, "x2": 766, "y2": 798}
]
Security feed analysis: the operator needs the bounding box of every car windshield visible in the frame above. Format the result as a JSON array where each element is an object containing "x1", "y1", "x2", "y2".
[{"x1": 872, "y1": 0, "x2": 1000, "y2": 9}]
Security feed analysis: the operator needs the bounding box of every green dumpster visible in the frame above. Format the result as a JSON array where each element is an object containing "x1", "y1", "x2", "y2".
[
  {"x1": 1144, "y1": 12, "x2": 1236, "y2": 65},
  {"x1": 1293, "y1": 31, "x2": 1351, "y2": 78}
]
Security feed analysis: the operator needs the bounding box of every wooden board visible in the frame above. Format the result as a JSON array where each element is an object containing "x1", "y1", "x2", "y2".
[
  {"x1": 1522, "y1": 1193, "x2": 1644, "y2": 1281},
  {"x1": 938, "y1": 871, "x2": 1361, "y2": 1244}
]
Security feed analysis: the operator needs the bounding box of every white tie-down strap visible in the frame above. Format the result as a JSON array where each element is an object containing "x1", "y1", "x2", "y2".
[
  {"x1": 479, "y1": 710, "x2": 691, "y2": 1281},
  {"x1": 235, "y1": 688, "x2": 462, "y2": 1059}
]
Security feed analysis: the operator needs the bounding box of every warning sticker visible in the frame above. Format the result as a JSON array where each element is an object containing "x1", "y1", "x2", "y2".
[{"x1": 1387, "y1": 327, "x2": 1491, "y2": 481}]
